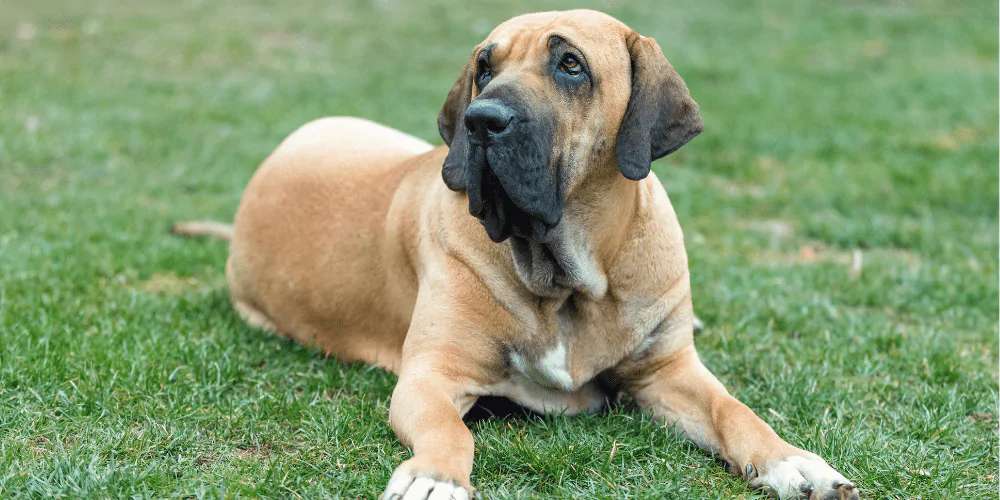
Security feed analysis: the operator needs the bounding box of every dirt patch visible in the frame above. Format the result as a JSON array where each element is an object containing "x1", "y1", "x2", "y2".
[
  {"x1": 755, "y1": 155, "x2": 787, "y2": 172},
  {"x1": 742, "y1": 219, "x2": 795, "y2": 242},
  {"x1": 712, "y1": 177, "x2": 768, "y2": 199},
  {"x1": 968, "y1": 412, "x2": 994, "y2": 424},
  {"x1": 864, "y1": 39, "x2": 887, "y2": 57},
  {"x1": 934, "y1": 126, "x2": 984, "y2": 151},
  {"x1": 27, "y1": 436, "x2": 51, "y2": 457},
  {"x1": 751, "y1": 244, "x2": 918, "y2": 272},
  {"x1": 236, "y1": 443, "x2": 273, "y2": 460},
  {"x1": 131, "y1": 272, "x2": 205, "y2": 295}
]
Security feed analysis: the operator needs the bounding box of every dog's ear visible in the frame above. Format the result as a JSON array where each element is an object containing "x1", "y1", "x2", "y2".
[
  {"x1": 615, "y1": 33, "x2": 703, "y2": 181},
  {"x1": 438, "y1": 54, "x2": 475, "y2": 191}
]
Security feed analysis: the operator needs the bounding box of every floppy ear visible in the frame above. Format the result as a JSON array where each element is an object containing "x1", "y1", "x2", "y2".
[
  {"x1": 438, "y1": 55, "x2": 475, "y2": 191},
  {"x1": 615, "y1": 33, "x2": 703, "y2": 181}
]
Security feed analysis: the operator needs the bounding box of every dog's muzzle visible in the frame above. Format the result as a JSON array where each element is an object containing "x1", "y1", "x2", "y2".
[{"x1": 463, "y1": 98, "x2": 561, "y2": 243}]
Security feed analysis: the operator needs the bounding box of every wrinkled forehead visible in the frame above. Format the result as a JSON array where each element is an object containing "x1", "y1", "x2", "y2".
[{"x1": 484, "y1": 10, "x2": 632, "y2": 76}]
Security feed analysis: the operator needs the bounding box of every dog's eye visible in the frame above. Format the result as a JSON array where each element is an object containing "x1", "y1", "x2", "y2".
[
  {"x1": 477, "y1": 60, "x2": 492, "y2": 85},
  {"x1": 560, "y1": 54, "x2": 582, "y2": 76}
]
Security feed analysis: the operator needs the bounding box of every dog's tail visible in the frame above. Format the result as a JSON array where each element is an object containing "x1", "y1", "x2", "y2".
[{"x1": 171, "y1": 221, "x2": 234, "y2": 241}]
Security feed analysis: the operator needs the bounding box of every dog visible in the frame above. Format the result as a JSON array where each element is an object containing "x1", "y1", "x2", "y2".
[{"x1": 173, "y1": 10, "x2": 859, "y2": 500}]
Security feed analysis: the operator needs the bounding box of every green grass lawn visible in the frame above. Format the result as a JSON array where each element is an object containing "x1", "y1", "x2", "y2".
[{"x1": 1, "y1": 0, "x2": 997, "y2": 498}]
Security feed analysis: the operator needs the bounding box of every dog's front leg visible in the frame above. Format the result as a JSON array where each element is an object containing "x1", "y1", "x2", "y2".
[
  {"x1": 621, "y1": 344, "x2": 859, "y2": 500},
  {"x1": 379, "y1": 288, "x2": 490, "y2": 500},
  {"x1": 380, "y1": 368, "x2": 477, "y2": 500}
]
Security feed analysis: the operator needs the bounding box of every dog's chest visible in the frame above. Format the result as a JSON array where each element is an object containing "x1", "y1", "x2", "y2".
[
  {"x1": 504, "y1": 296, "x2": 646, "y2": 393},
  {"x1": 507, "y1": 341, "x2": 575, "y2": 391}
]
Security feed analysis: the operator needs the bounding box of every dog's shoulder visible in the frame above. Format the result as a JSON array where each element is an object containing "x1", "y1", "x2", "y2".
[{"x1": 609, "y1": 173, "x2": 688, "y2": 289}]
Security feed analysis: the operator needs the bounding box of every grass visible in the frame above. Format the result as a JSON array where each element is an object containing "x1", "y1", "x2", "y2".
[{"x1": 0, "y1": 0, "x2": 996, "y2": 498}]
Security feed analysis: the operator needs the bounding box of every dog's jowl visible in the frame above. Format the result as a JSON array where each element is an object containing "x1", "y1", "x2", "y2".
[{"x1": 175, "y1": 9, "x2": 859, "y2": 500}]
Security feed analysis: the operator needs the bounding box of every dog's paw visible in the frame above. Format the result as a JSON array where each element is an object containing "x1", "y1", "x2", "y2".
[
  {"x1": 748, "y1": 455, "x2": 859, "y2": 500},
  {"x1": 380, "y1": 468, "x2": 474, "y2": 500}
]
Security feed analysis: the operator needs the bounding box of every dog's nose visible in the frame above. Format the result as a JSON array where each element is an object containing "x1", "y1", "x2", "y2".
[{"x1": 465, "y1": 99, "x2": 514, "y2": 140}]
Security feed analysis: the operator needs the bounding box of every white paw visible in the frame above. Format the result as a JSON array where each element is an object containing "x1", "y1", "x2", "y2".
[
  {"x1": 749, "y1": 455, "x2": 859, "y2": 500},
  {"x1": 380, "y1": 471, "x2": 471, "y2": 500}
]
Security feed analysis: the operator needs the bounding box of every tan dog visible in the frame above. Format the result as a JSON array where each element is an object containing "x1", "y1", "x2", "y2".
[{"x1": 174, "y1": 10, "x2": 859, "y2": 500}]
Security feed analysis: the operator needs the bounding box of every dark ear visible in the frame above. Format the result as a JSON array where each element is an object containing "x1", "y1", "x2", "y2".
[
  {"x1": 438, "y1": 55, "x2": 475, "y2": 191},
  {"x1": 615, "y1": 33, "x2": 703, "y2": 181}
]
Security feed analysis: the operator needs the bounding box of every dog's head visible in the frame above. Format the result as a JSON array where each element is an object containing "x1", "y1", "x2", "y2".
[{"x1": 438, "y1": 10, "x2": 702, "y2": 243}]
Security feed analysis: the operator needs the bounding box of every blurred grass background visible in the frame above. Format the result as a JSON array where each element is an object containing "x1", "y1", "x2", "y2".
[{"x1": 0, "y1": 0, "x2": 997, "y2": 498}]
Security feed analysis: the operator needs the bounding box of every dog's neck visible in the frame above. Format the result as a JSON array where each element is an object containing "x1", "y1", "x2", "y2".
[{"x1": 507, "y1": 171, "x2": 639, "y2": 300}]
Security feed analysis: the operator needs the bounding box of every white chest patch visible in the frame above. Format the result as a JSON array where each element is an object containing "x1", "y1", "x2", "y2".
[{"x1": 510, "y1": 342, "x2": 575, "y2": 391}]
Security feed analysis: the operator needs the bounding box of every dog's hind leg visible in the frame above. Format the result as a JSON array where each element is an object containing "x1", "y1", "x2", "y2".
[{"x1": 233, "y1": 300, "x2": 278, "y2": 333}]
